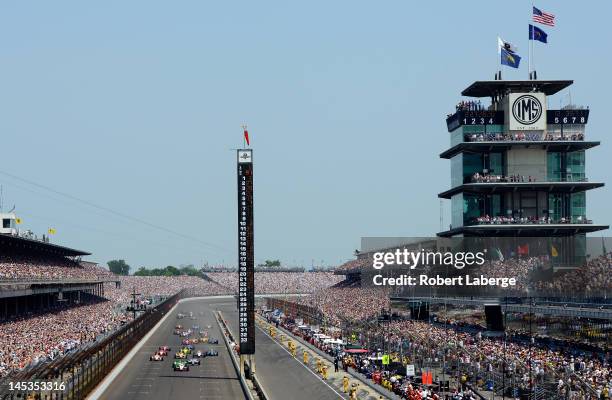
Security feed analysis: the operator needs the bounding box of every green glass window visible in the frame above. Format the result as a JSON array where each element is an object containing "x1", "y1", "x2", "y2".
[
  {"x1": 463, "y1": 153, "x2": 483, "y2": 181},
  {"x1": 462, "y1": 152, "x2": 505, "y2": 183},
  {"x1": 570, "y1": 192, "x2": 586, "y2": 221},
  {"x1": 547, "y1": 151, "x2": 585, "y2": 182},
  {"x1": 567, "y1": 151, "x2": 585, "y2": 182}
]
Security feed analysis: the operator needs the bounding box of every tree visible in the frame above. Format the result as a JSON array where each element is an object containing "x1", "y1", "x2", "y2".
[
  {"x1": 107, "y1": 259, "x2": 130, "y2": 275},
  {"x1": 264, "y1": 259, "x2": 281, "y2": 268},
  {"x1": 164, "y1": 266, "x2": 181, "y2": 276},
  {"x1": 179, "y1": 265, "x2": 200, "y2": 276},
  {"x1": 134, "y1": 267, "x2": 151, "y2": 276}
]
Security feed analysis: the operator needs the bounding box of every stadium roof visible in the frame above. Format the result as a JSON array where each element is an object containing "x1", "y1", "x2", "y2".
[
  {"x1": 437, "y1": 224, "x2": 609, "y2": 237},
  {"x1": 462, "y1": 80, "x2": 573, "y2": 98},
  {"x1": 439, "y1": 141, "x2": 601, "y2": 159},
  {"x1": 0, "y1": 234, "x2": 90, "y2": 257},
  {"x1": 438, "y1": 181, "x2": 605, "y2": 199}
]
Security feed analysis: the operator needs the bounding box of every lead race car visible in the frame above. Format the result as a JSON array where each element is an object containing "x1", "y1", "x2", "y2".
[
  {"x1": 150, "y1": 352, "x2": 164, "y2": 361},
  {"x1": 173, "y1": 360, "x2": 190, "y2": 371}
]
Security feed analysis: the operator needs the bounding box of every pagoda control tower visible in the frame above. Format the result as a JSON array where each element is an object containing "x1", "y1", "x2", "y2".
[{"x1": 438, "y1": 79, "x2": 608, "y2": 263}]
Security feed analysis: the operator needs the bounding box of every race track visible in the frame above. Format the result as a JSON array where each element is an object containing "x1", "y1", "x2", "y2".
[
  {"x1": 96, "y1": 298, "x2": 245, "y2": 400},
  {"x1": 96, "y1": 297, "x2": 342, "y2": 400}
]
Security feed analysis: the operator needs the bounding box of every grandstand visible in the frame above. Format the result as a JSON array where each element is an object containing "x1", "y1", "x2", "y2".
[{"x1": 0, "y1": 233, "x2": 117, "y2": 318}]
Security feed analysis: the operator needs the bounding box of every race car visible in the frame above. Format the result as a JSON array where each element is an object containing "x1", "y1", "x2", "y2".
[
  {"x1": 181, "y1": 346, "x2": 193, "y2": 353},
  {"x1": 181, "y1": 338, "x2": 191, "y2": 345},
  {"x1": 175, "y1": 325, "x2": 183, "y2": 330},
  {"x1": 174, "y1": 352, "x2": 187, "y2": 359},
  {"x1": 206, "y1": 349, "x2": 219, "y2": 357},
  {"x1": 208, "y1": 338, "x2": 219, "y2": 344},
  {"x1": 200, "y1": 330, "x2": 209, "y2": 337},
  {"x1": 173, "y1": 329, "x2": 181, "y2": 335},
  {"x1": 181, "y1": 331, "x2": 190, "y2": 337},
  {"x1": 195, "y1": 350, "x2": 205, "y2": 358},
  {"x1": 191, "y1": 338, "x2": 199, "y2": 344},
  {"x1": 159, "y1": 346, "x2": 171, "y2": 352},
  {"x1": 200, "y1": 337, "x2": 209, "y2": 344},
  {"x1": 192, "y1": 325, "x2": 200, "y2": 330},
  {"x1": 150, "y1": 353, "x2": 164, "y2": 361},
  {"x1": 173, "y1": 360, "x2": 190, "y2": 371},
  {"x1": 187, "y1": 357, "x2": 201, "y2": 365}
]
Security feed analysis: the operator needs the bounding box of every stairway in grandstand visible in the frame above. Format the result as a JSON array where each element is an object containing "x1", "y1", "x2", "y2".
[{"x1": 331, "y1": 277, "x2": 360, "y2": 288}]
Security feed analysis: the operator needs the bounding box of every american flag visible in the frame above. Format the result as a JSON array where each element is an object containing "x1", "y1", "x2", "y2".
[{"x1": 533, "y1": 6, "x2": 555, "y2": 27}]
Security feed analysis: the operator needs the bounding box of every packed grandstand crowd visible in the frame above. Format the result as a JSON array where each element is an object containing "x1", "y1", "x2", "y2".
[
  {"x1": 275, "y1": 286, "x2": 610, "y2": 399},
  {"x1": 0, "y1": 246, "x2": 609, "y2": 398},
  {"x1": 204, "y1": 271, "x2": 342, "y2": 294},
  {"x1": 335, "y1": 252, "x2": 611, "y2": 297},
  {"x1": 0, "y1": 253, "x2": 341, "y2": 377},
  {"x1": 0, "y1": 254, "x2": 114, "y2": 281}
]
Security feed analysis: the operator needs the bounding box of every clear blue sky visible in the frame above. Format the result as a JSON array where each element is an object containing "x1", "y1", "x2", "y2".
[{"x1": 0, "y1": 1, "x2": 609, "y2": 269}]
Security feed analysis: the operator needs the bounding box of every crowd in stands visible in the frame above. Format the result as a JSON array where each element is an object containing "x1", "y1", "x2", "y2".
[
  {"x1": 274, "y1": 281, "x2": 610, "y2": 399},
  {"x1": 465, "y1": 132, "x2": 585, "y2": 142},
  {"x1": 334, "y1": 258, "x2": 371, "y2": 274},
  {"x1": 535, "y1": 253, "x2": 612, "y2": 297},
  {"x1": 470, "y1": 215, "x2": 593, "y2": 225},
  {"x1": 0, "y1": 274, "x2": 235, "y2": 378},
  {"x1": 470, "y1": 173, "x2": 538, "y2": 183},
  {"x1": 0, "y1": 299, "x2": 127, "y2": 377},
  {"x1": 455, "y1": 100, "x2": 484, "y2": 112},
  {"x1": 296, "y1": 288, "x2": 390, "y2": 326},
  {"x1": 0, "y1": 256, "x2": 344, "y2": 378},
  {"x1": 205, "y1": 271, "x2": 341, "y2": 294},
  {"x1": 0, "y1": 255, "x2": 114, "y2": 281}
]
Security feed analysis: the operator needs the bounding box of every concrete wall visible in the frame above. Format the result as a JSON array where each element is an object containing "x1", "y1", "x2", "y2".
[{"x1": 506, "y1": 147, "x2": 546, "y2": 181}]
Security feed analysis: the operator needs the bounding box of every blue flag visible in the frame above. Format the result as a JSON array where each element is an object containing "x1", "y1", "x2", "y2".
[
  {"x1": 529, "y1": 24, "x2": 548, "y2": 43},
  {"x1": 501, "y1": 47, "x2": 521, "y2": 68}
]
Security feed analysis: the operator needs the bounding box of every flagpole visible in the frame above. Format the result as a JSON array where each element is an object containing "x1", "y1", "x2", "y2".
[
  {"x1": 528, "y1": 6, "x2": 532, "y2": 78},
  {"x1": 242, "y1": 124, "x2": 247, "y2": 148},
  {"x1": 529, "y1": 0, "x2": 535, "y2": 79}
]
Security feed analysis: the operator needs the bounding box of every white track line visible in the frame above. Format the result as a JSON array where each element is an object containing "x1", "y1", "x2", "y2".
[{"x1": 256, "y1": 324, "x2": 345, "y2": 399}]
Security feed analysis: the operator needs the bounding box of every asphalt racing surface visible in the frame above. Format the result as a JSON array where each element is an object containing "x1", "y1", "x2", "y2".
[
  {"x1": 216, "y1": 302, "x2": 343, "y2": 400},
  {"x1": 96, "y1": 298, "x2": 245, "y2": 400}
]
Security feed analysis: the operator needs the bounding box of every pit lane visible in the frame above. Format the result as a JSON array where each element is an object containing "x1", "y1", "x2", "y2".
[{"x1": 216, "y1": 302, "x2": 343, "y2": 400}]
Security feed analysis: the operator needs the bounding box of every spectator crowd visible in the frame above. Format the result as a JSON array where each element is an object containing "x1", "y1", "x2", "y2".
[
  {"x1": 205, "y1": 271, "x2": 342, "y2": 294},
  {"x1": 0, "y1": 254, "x2": 343, "y2": 378},
  {"x1": 0, "y1": 255, "x2": 114, "y2": 281}
]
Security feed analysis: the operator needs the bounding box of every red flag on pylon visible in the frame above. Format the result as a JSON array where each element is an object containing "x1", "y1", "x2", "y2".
[{"x1": 244, "y1": 128, "x2": 250, "y2": 146}]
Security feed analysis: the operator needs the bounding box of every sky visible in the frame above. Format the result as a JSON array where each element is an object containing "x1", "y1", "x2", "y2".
[{"x1": 0, "y1": 1, "x2": 610, "y2": 270}]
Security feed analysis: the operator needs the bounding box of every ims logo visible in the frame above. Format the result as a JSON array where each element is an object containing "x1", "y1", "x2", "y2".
[{"x1": 512, "y1": 94, "x2": 543, "y2": 125}]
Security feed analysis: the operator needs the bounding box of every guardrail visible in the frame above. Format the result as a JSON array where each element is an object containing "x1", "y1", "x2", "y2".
[{"x1": 215, "y1": 311, "x2": 266, "y2": 400}]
